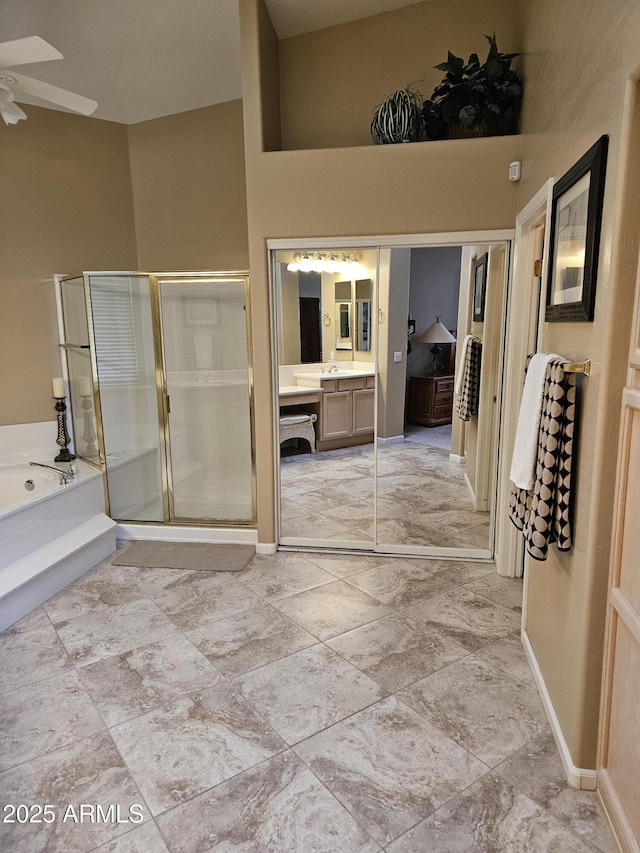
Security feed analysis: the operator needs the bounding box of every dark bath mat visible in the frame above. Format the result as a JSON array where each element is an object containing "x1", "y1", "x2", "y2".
[{"x1": 112, "y1": 541, "x2": 255, "y2": 572}]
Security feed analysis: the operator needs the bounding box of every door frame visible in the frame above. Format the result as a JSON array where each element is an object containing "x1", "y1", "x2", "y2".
[
  {"x1": 269, "y1": 229, "x2": 514, "y2": 557},
  {"x1": 494, "y1": 180, "x2": 554, "y2": 578}
]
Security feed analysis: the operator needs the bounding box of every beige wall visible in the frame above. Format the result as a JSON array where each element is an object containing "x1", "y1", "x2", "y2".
[
  {"x1": 279, "y1": 0, "x2": 521, "y2": 150},
  {"x1": 127, "y1": 101, "x2": 249, "y2": 271},
  {"x1": 0, "y1": 106, "x2": 137, "y2": 426},
  {"x1": 240, "y1": 0, "x2": 521, "y2": 542},
  {"x1": 516, "y1": 0, "x2": 640, "y2": 768}
]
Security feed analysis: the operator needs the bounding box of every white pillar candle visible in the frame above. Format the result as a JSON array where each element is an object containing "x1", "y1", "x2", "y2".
[
  {"x1": 78, "y1": 376, "x2": 92, "y2": 396},
  {"x1": 52, "y1": 377, "x2": 65, "y2": 397}
]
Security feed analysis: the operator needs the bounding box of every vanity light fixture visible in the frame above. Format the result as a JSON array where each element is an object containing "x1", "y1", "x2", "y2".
[
  {"x1": 286, "y1": 252, "x2": 365, "y2": 276},
  {"x1": 416, "y1": 318, "x2": 456, "y2": 375}
]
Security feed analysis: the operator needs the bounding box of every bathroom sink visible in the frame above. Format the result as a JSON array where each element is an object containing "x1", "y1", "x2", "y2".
[{"x1": 294, "y1": 369, "x2": 374, "y2": 387}]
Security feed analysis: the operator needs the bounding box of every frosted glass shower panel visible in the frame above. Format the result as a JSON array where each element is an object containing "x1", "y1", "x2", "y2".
[
  {"x1": 159, "y1": 278, "x2": 253, "y2": 522},
  {"x1": 88, "y1": 275, "x2": 164, "y2": 522}
]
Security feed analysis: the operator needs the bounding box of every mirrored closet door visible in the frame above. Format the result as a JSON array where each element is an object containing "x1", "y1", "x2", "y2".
[
  {"x1": 272, "y1": 238, "x2": 510, "y2": 560},
  {"x1": 274, "y1": 248, "x2": 378, "y2": 548}
]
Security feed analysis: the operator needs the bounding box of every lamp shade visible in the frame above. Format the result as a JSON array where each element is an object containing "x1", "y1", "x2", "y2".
[{"x1": 415, "y1": 319, "x2": 456, "y2": 344}]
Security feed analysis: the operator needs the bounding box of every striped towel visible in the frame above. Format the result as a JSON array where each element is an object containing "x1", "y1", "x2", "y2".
[
  {"x1": 509, "y1": 357, "x2": 576, "y2": 560},
  {"x1": 455, "y1": 338, "x2": 482, "y2": 421}
]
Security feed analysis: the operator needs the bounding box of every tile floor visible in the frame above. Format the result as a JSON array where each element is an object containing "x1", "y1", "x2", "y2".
[
  {"x1": 0, "y1": 546, "x2": 617, "y2": 852},
  {"x1": 280, "y1": 427, "x2": 491, "y2": 550}
]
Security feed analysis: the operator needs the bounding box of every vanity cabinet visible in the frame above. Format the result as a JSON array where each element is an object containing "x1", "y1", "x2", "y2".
[
  {"x1": 407, "y1": 374, "x2": 454, "y2": 427},
  {"x1": 318, "y1": 375, "x2": 375, "y2": 449}
]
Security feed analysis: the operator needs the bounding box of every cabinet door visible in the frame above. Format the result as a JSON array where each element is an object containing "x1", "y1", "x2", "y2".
[
  {"x1": 322, "y1": 391, "x2": 352, "y2": 439},
  {"x1": 352, "y1": 388, "x2": 375, "y2": 434}
]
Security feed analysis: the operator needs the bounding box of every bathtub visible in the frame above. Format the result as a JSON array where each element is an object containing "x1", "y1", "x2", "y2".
[
  {"x1": 0, "y1": 458, "x2": 116, "y2": 632},
  {"x1": 0, "y1": 464, "x2": 63, "y2": 512}
]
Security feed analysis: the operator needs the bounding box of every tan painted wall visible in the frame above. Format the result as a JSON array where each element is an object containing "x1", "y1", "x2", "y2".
[
  {"x1": 240, "y1": 0, "x2": 521, "y2": 542},
  {"x1": 127, "y1": 101, "x2": 249, "y2": 271},
  {"x1": 279, "y1": 0, "x2": 521, "y2": 150},
  {"x1": 516, "y1": 0, "x2": 640, "y2": 768},
  {"x1": 0, "y1": 106, "x2": 137, "y2": 426}
]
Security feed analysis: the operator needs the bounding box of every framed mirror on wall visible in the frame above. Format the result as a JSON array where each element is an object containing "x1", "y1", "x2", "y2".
[{"x1": 270, "y1": 236, "x2": 511, "y2": 559}]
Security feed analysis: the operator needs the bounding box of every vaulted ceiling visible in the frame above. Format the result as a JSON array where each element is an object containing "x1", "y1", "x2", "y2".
[{"x1": 0, "y1": 0, "x2": 418, "y2": 124}]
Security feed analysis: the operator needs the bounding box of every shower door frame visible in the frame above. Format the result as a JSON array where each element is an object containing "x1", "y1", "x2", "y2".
[
  {"x1": 151, "y1": 272, "x2": 257, "y2": 527},
  {"x1": 269, "y1": 230, "x2": 514, "y2": 559},
  {"x1": 58, "y1": 270, "x2": 256, "y2": 528}
]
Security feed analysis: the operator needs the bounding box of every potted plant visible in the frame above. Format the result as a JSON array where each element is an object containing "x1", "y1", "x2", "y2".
[
  {"x1": 371, "y1": 82, "x2": 424, "y2": 144},
  {"x1": 422, "y1": 34, "x2": 522, "y2": 140}
]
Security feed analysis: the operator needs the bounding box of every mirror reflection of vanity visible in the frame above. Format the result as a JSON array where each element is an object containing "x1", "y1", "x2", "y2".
[{"x1": 274, "y1": 263, "x2": 376, "y2": 453}]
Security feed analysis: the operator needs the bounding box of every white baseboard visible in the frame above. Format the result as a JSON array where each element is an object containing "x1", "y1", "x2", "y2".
[
  {"x1": 377, "y1": 434, "x2": 405, "y2": 446},
  {"x1": 521, "y1": 630, "x2": 598, "y2": 790},
  {"x1": 449, "y1": 453, "x2": 465, "y2": 464},
  {"x1": 116, "y1": 524, "x2": 257, "y2": 546},
  {"x1": 256, "y1": 542, "x2": 277, "y2": 554}
]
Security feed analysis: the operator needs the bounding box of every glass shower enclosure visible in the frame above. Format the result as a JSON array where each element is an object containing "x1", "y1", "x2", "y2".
[{"x1": 58, "y1": 271, "x2": 255, "y2": 526}]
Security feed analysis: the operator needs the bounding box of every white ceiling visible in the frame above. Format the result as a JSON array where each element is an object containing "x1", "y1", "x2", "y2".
[{"x1": 0, "y1": 0, "x2": 418, "y2": 125}]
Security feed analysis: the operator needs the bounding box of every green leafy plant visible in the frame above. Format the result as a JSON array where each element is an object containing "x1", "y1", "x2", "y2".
[
  {"x1": 422, "y1": 34, "x2": 522, "y2": 140},
  {"x1": 371, "y1": 83, "x2": 424, "y2": 144}
]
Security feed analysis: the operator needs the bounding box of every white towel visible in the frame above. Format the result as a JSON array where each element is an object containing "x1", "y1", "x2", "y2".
[
  {"x1": 455, "y1": 335, "x2": 474, "y2": 396},
  {"x1": 509, "y1": 353, "x2": 562, "y2": 490}
]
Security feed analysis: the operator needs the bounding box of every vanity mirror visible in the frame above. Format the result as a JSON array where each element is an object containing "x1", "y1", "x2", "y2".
[{"x1": 335, "y1": 282, "x2": 352, "y2": 350}]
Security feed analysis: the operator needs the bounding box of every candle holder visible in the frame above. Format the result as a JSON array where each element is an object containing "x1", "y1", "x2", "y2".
[
  {"x1": 81, "y1": 393, "x2": 98, "y2": 458},
  {"x1": 54, "y1": 396, "x2": 75, "y2": 463}
]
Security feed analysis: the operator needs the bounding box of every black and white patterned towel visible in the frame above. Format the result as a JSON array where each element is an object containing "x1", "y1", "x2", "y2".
[
  {"x1": 509, "y1": 357, "x2": 576, "y2": 561},
  {"x1": 455, "y1": 338, "x2": 482, "y2": 421}
]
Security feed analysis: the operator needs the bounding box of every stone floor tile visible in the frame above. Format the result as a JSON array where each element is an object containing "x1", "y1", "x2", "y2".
[
  {"x1": 235, "y1": 644, "x2": 384, "y2": 744},
  {"x1": 43, "y1": 565, "x2": 145, "y2": 623},
  {"x1": 496, "y1": 734, "x2": 618, "y2": 852},
  {"x1": 0, "y1": 622, "x2": 71, "y2": 692},
  {"x1": 326, "y1": 612, "x2": 469, "y2": 692},
  {"x1": 150, "y1": 574, "x2": 262, "y2": 632},
  {"x1": 78, "y1": 633, "x2": 224, "y2": 727},
  {"x1": 91, "y1": 822, "x2": 169, "y2": 852},
  {"x1": 272, "y1": 580, "x2": 391, "y2": 640},
  {"x1": 343, "y1": 559, "x2": 458, "y2": 608},
  {"x1": 475, "y1": 632, "x2": 534, "y2": 684},
  {"x1": 464, "y1": 572, "x2": 524, "y2": 612},
  {"x1": 110, "y1": 683, "x2": 286, "y2": 816},
  {"x1": 398, "y1": 655, "x2": 548, "y2": 767},
  {"x1": 0, "y1": 731, "x2": 150, "y2": 853},
  {"x1": 156, "y1": 751, "x2": 380, "y2": 852},
  {"x1": 387, "y1": 772, "x2": 602, "y2": 853},
  {"x1": 0, "y1": 670, "x2": 104, "y2": 770},
  {"x1": 239, "y1": 555, "x2": 335, "y2": 600},
  {"x1": 185, "y1": 602, "x2": 316, "y2": 678},
  {"x1": 402, "y1": 587, "x2": 521, "y2": 651},
  {"x1": 302, "y1": 552, "x2": 388, "y2": 577},
  {"x1": 294, "y1": 695, "x2": 487, "y2": 847},
  {"x1": 53, "y1": 599, "x2": 178, "y2": 667}
]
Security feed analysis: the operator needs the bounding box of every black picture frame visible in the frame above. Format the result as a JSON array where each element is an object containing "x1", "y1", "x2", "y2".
[
  {"x1": 473, "y1": 253, "x2": 488, "y2": 322},
  {"x1": 545, "y1": 135, "x2": 608, "y2": 322}
]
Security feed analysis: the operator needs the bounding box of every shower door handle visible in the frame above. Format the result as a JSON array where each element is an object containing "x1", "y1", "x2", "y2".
[{"x1": 165, "y1": 395, "x2": 171, "y2": 414}]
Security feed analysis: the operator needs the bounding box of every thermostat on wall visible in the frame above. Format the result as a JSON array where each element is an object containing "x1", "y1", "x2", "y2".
[{"x1": 508, "y1": 161, "x2": 522, "y2": 182}]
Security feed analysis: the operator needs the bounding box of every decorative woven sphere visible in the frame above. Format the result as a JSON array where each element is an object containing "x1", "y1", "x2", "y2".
[{"x1": 371, "y1": 84, "x2": 424, "y2": 144}]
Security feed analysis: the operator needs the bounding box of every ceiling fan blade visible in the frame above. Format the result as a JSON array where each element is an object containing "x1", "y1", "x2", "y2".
[
  {"x1": 9, "y1": 71, "x2": 98, "y2": 116},
  {"x1": 0, "y1": 36, "x2": 63, "y2": 69}
]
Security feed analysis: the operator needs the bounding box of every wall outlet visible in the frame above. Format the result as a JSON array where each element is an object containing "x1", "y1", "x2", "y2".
[{"x1": 393, "y1": 351, "x2": 403, "y2": 363}]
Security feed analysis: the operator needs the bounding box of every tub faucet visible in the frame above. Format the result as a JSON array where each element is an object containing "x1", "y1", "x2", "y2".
[{"x1": 29, "y1": 461, "x2": 75, "y2": 485}]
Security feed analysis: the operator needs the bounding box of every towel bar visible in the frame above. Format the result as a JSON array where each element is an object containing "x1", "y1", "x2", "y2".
[{"x1": 564, "y1": 359, "x2": 591, "y2": 375}]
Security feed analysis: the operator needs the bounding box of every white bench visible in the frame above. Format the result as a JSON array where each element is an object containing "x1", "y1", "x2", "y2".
[{"x1": 279, "y1": 413, "x2": 317, "y2": 453}]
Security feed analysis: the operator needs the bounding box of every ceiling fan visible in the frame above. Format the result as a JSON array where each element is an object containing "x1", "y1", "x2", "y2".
[{"x1": 0, "y1": 35, "x2": 98, "y2": 126}]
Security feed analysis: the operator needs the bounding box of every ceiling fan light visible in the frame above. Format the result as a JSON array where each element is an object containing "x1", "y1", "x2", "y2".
[{"x1": 0, "y1": 86, "x2": 27, "y2": 124}]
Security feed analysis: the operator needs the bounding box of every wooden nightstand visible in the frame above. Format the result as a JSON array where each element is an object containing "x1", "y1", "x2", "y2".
[{"x1": 407, "y1": 374, "x2": 454, "y2": 427}]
